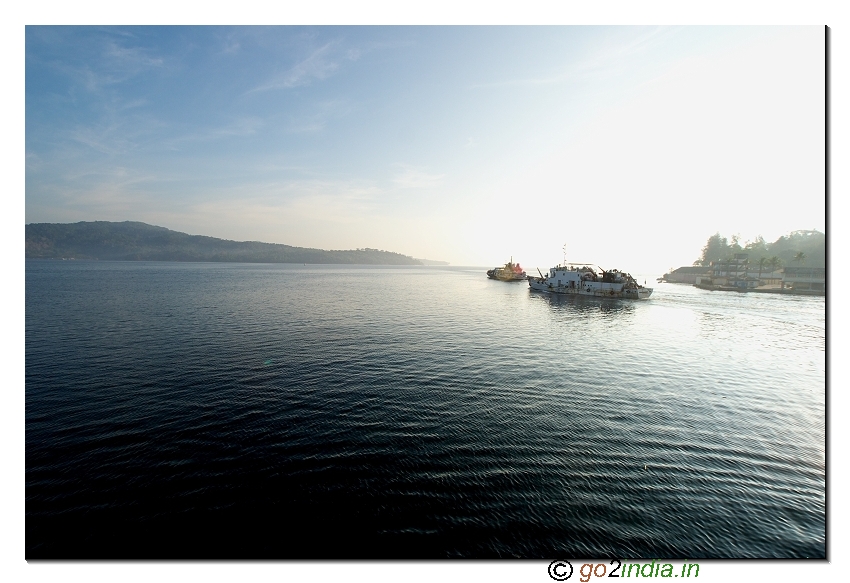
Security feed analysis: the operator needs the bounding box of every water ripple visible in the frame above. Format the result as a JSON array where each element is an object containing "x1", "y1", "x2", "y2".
[{"x1": 26, "y1": 263, "x2": 824, "y2": 558}]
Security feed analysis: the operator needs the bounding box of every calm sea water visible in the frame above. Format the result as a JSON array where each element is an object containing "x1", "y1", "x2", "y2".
[{"x1": 25, "y1": 261, "x2": 825, "y2": 559}]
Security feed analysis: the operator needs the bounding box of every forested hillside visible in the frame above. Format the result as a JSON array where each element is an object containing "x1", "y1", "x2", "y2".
[{"x1": 25, "y1": 221, "x2": 423, "y2": 265}]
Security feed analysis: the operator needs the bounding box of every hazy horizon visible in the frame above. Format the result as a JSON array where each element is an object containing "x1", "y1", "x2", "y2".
[{"x1": 26, "y1": 26, "x2": 825, "y2": 273}]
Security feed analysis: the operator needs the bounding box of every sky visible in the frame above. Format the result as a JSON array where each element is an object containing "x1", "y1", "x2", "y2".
[{"x1": 25, "y1": 25, "x2": 825, "y2": 273}]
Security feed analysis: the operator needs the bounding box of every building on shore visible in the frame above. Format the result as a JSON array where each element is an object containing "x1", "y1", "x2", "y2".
[
  {"x1": 754, "y1": 271, "x2": 783, "y2": 286},
  {"x1": 670, "y1": 253, "x2": 825, "y2": 295},
  {"x1": 782, "y1": 267, "x2": 825, "y2": 292},
  {"x1": 666, "y1": 262, "x2": 782, "y2": 286},
  {"x1": 700, "y1": 254, "x2": 759, "y2": 289},
  {"x1": 662, "y1": 266, "x2": 711, "y2": 284}
]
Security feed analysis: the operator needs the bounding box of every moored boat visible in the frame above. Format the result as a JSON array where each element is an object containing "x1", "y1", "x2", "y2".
[
  {"x1": 487, "y1": 257, "x2": 527, "y2": 282},
  {"x1": 528, "y1": 262, "x2": 652, "y2": 299}
]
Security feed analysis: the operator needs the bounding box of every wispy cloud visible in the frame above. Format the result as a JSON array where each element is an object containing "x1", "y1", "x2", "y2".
[
  {"x1": 163, "y1": 117, "x2": 264, "y2": 150},
  {"x1": 392, "y1": 165, "x2": 445, "y2": 189},
  {"x1": 248, "y1": 42, "x2": 343, "y2": 93},
  {"x1": 185, "y1": 179, "x2": 384, "y2": 236},
  {"x1": 572, "y1": 27, "x2": 672, "y2": 75},
  {"x1": 62, "y1": 166, "x2": 161, "y2": 194},
  {"x1": 207, "y1": 117, "x2": 264, "y2": 138},
  {"x1": 221, "y1": 37, "x2": 241, "y2": 55},
  {"x1": 469, "y1": 73, "x2": 563, "y2": 90},
  {"x1": 67, "y1": 110, "x2": 167, "y2": 156},
  {"x1": 469, "y1": 27, "x2": 674, "y2": 90},
  {"x1": 103, "y1": 40, "x2": 164, "y2": 70},
  {"x1": 119, "y1": 98, "x2": 148, "y2": 110},
  {"x1": 26, "y1": 151, "x2": 45, "y2": 173},
  {"x1": 69, "y1": 124, "x2": 123, "y2": 155},
  {"x1": 72, "y1": 40, "x2": 164, "y2": 92},
  {"x1": 285, "y1": 99, "x2": 352, "y2": 133},
  {"x1": 26, "y1": 164, "x2": 164, "y2": 223}
]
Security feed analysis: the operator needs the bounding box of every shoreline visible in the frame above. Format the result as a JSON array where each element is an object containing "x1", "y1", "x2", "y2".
[{"x1": 692, "y1": 283, "x2": 824, "y2": 296}]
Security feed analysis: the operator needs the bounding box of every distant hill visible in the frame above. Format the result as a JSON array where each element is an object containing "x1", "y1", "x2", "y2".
[
  {"x1": 414, "y1": 258, "x2": 450, "y2": 266},
  {"x1": 25, "y1": 221, "x2": 424, "y2": 265}
]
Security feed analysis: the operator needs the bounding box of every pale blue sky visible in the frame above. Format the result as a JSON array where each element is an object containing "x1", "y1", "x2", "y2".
[{"x1": 26, "y1": 26, "x2": 825, "y2": 271}]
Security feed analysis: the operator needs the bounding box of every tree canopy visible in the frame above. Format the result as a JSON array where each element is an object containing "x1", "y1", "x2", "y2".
[{"x1": 694, "y1": 230, "x2": 824, "y2": 268}]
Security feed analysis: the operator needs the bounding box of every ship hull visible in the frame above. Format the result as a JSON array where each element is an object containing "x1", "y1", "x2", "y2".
[
  {"x1": 487, "y1": 271, "x2": 527, "y2": 282},
  {"x1": 528, "y1": 278, "x2": 652, "y2": 299},
  {"x1": 486, "y1": 261, "x2": 527, "y2": 281}
]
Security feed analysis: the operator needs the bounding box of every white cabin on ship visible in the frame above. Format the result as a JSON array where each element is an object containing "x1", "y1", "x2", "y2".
[{"x1": 528, "y1": 263, "x2": 652, "y2": 300}]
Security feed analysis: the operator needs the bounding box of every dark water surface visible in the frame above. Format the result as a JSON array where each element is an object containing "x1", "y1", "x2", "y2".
[{"x1": 26, "y1": 261, "x2": 825, "y2": 558}]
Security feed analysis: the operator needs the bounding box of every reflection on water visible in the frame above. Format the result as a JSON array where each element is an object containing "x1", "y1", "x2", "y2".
[
  {"x1": 26, "y1": 263, "x2": 824, "y2": 559},
  {"x1": 697, "y1": 310, "x2": 731, "y2": 334},
  {"x1": 529, "y1": 288, "x2": 637, "y2": 318}
]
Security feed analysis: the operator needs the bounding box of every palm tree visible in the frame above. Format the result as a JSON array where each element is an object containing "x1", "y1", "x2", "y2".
[
  {"x1": 793, "y1": 251, "x2": 807, "y2": 264},
  {"x1": 757, "y1": 257, "x2": 768, "y2": 285},
  {"x1": 767, "y1": 256, "x2": 782, "y2": 276}
]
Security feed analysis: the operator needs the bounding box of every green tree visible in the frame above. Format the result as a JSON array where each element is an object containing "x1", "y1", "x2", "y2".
[
  {"x1": 730, "y1": 234, "x2": 743, "y2": 253},
  {"x1": 756, "y1": 256, "x2": 768, "y2": 284},
  {"x1": 697, "y1": 233, "x2": 730, "y2": 266},
  {"x1": 793, "y1": 251, "x2": 807, "y2": 264},
  {"x1": 745, "y1": 235, "x2": 768, "y2": 255},
  {"x1": 767, "y1": 256, "x2": 782, "y2": 274},
  {"x1": 745, "y1": 236, "x2": 768, "y2": 264}
]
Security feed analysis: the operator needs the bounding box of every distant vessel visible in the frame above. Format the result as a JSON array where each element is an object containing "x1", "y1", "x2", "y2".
[
  {"x1": 487, "y1": 257, "x2": 527, "y2": 282},
  {"x1": 528, "y1": 262, "x2": 652, "y2": 299}
]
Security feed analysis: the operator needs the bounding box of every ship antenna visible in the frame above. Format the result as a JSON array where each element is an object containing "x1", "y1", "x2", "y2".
[{"x1": 562, "y1": 244, "x2": 567, "y2": 267}]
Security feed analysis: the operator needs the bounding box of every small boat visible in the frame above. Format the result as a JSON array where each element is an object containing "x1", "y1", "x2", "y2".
[
  {"x1": 487, "y1": 257, "x2": 527, "y2": 282},
  {"x1": 528, "y1": 262, "x2": 652, "y2": 299}
]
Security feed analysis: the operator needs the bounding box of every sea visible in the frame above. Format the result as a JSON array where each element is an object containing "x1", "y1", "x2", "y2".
[{"x1": 25, "y1": 261, "x2": 826, "y2": 559}]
